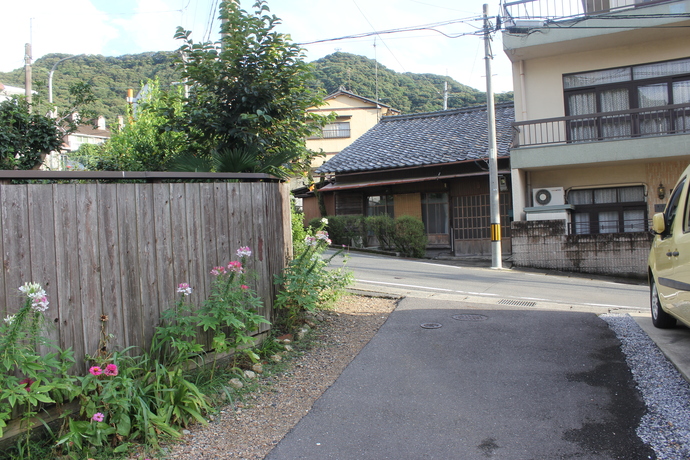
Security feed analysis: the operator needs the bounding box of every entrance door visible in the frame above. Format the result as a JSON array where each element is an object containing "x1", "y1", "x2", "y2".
[{"x1": 422, "y1": 193, "x2": 450, "y2": 247}]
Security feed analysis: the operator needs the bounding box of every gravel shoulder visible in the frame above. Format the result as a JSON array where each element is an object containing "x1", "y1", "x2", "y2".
[{"x1": 164, "y1": 295, "x2": 399, "y2": 460}]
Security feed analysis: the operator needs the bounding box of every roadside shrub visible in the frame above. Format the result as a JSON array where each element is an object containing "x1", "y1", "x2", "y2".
[
  {"x1": 326, "y1": 215, "x2": 365, "y2": 247},
  {"x1": 365, "y1": 215, "x2": 396, "y2": 250},
  {"x1": 291, "y1": 201, "x2": 309, "y2": 254},
  {"x1": 274, "y1": 221, "x2": 353, "y2": 331},
  {"x1": 393, "y1": 215, "x2": 428, "y2": 258}
]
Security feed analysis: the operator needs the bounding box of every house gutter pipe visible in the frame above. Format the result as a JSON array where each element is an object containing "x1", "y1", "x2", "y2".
[{"x1": 484, "y1": 4, "x2": 503, "y2": 269}]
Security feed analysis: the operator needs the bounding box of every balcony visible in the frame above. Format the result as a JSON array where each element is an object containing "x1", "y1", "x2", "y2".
[
  {"x1": 502, "y1": 0, "x2": 673, "y2": 24},
  {"x1": 512, "y1": 102, "x2": 690, "y2": 147}
]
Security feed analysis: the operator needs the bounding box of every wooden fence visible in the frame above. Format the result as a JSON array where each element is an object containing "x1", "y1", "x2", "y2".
[{"x1": 0, "y1": 172, "x2": 292, "y2": 374}]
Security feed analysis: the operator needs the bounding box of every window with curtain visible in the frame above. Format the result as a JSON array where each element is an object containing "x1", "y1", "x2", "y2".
[
  {"x1": 570, "y1": 186, "x2": 647, "y2": 235},
  {"x1": 564, "y1": 57, "x2": 690, "y2": 141}
]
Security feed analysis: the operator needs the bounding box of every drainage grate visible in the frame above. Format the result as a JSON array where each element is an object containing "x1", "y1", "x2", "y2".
[
  {"x1": 420, "y1": 322, "x2": 443, "y2": 329},
  {"x1": 452, "y1": 314, "x2": 489, "y2": 322},
  {"x1": 497, "y1": 299, "x2": 537, "y2": 307}
]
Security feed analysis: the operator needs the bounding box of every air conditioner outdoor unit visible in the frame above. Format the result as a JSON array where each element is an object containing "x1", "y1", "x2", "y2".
[{"x1": 532, "y1": 187, "x2": 565, "y2": 207}]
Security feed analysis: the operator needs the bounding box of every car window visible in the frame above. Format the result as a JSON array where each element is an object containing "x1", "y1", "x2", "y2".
[{"x1": 665, "y1": 177, "x2": 687, "y2": 237}]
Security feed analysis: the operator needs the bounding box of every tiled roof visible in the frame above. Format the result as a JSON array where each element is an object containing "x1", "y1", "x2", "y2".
[{"x1": 316, "y1": 103, "x2": 514, "y2": 174}]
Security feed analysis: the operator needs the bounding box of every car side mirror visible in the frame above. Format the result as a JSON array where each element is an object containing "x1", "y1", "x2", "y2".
[{"x1": 652, "y1": 213, "x2": 666, "y2": 235}]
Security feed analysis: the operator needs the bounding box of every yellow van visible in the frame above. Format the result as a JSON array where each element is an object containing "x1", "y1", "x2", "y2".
[{"x1": 648, "y1": 163, "x2": 690, "y2": 328}]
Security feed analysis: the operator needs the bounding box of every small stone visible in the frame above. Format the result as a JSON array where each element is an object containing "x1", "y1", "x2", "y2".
[
  {"x1": 244, "y1": 370, "x2": 257, "y2": 379},
  {"x1": 252, "y1": 363, "x2": 263, "y2": 374},
  {"x1": 182, "y1": 429, "x2": 191, "y2": 436},
  {"x1": 296, "y1": 326, "x2": 310, "y2": 341},
  {"x1": 271, "y1": 354, "x2": 282, "y2": 362},
  {"x1": 229, "y1": 378, "x2": 243, "y2": 389},
  {"x1": 284, "y1": 344, "x2": 293, "y2": 352}
]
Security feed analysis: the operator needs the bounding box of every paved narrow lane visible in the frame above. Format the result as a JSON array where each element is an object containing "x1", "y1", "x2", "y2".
[{"x1": 266, "y1": 297, "x2": 654, "y2": 459}]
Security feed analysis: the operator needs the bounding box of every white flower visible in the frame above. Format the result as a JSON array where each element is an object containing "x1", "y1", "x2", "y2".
[
  {"x1": 321, "y1": 218, "x2": 329, "y2": 225},
  {"x1": 236, "y1": 246, "x2": 252, "y2": 258},
  {"x1": 3, "y1": 315, "x2": 15, "y2": 325},
  {"x1": 31, "y1": 296, "x2": 49, "y2": 312},
  {"x1": 19, "y1": 282, "x2": 49, "y2": 312},
  {"x1": 177, "y1": 283, "x2": 192, "y2": 296}
]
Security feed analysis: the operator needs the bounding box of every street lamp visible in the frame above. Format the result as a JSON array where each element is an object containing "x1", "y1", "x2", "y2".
[{"x1": 48, "y1": 54, "x2": 83, "y2": 105}]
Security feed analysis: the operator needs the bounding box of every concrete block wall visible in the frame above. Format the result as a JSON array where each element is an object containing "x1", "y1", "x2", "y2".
[{"x1": 511, "y1": 220, "x2": 653, "y2": 279}]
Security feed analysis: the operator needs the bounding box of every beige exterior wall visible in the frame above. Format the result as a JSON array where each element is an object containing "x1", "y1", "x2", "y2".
[
  {"x1": 524, "y1": 158, "x2": 689, "y2": 224},
  {"x1": 306, "y1": 94, "x2": 397, "y2": 169},
  {"x1": 512, "y1": 36, "x2": 690, "y2": 123},
  {"x1": 393, "y1": 193, "x2": 422, "y2": 219}
]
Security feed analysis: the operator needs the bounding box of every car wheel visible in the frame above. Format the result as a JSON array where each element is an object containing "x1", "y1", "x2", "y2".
[{"x1": 651, "y1": 277, "x2": 676, "y2": 328}]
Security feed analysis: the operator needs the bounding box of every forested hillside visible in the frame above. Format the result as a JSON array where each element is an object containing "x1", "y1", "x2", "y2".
[{"x1": 0, "y1": 51, "x2": 512, "y2": 123}]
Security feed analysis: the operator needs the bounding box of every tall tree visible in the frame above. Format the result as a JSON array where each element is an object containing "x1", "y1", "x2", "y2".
[
  {"x1": 0, "y1": 97, "x2": 63, "y2": 169},
  {"x1": 74, "y1": 79, "x2": 186, "y2": 171},
  {"x1": 172, "y1": 0, "x2": 328, "y2": 176}
]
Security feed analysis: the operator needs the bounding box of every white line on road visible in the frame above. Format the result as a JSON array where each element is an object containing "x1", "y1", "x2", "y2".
[{"x1": 356, "y1": 279, "x2": 644, "y2": 310}]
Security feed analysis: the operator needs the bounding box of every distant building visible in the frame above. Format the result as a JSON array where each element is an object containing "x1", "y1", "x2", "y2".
[
  {"x1": 43, "y1": 115, "x2": 112, "y2": 170},
  {"x1": 306, "y1": 87, "x2": 400, "y2": 170},
  {"x1": 0, "y1": 82, "x2": 27, "y2": 102}
]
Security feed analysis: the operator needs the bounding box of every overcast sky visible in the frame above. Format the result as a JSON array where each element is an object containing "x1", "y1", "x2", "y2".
[{"x1": 2, "y1": 0, "x2": 514, "y2": 94}]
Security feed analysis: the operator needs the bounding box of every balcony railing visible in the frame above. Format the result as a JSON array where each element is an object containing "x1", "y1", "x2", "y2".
[
  {"x1": 512, "y1": 102, "x2": 690, "y2": 147},
  {"x1": 502, "y1": 0, "x2": 672, "y2": 24}
]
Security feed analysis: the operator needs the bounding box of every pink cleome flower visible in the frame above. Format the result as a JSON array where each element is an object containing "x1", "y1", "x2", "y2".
[
  {"x1": 236, "y1": 246, "x2": 252, "y2": 258},
  {"x1": 227, "y1": 261, "x2": 243, "y2": 274},
  {"x1": 240, "y1": 285, "x2": 249, "y2": 290},
  {"x1": 177, "y1": 283, "x2": 192, "y2": 296},
  {"x1": 92, "y1": 412, "x2": 104, "y2": 423},
  {"x1": 104, "y1": 364, "x2": 118, "y2": 377},
  {"x1": 89, "y1": 366, "x2": 103, "y2": 376},
  {"x1": 19, "y1": 378, "x2": 35, "y2": 392},
  {"x1": 211, "y1": 266, "x2": 227, "y2": 276}
]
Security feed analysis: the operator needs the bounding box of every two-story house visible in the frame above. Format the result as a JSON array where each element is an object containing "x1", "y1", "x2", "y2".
[
  {"x1": 501, "y1": 0, "x2": 690, "y2": 277},
  {"x1": 298, "y1": 88, "x2": 400, "y2": 222},
  {"x1": 306, "y1": 87, "x2": 400, "y2": 170}
]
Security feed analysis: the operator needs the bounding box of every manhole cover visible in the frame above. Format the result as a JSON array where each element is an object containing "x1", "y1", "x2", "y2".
[
  {"x1": 420, "y1": 322, "x2": 442, "y2": 329},
  {"x1": 452, "y1": 314, "x2": 489, "y2": 322},
  {"x1": 497, "y1": 299, "x2": 537, "y2": 307}
]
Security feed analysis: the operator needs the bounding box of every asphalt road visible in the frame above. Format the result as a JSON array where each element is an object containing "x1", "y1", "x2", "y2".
[
  {"x1": 329, "y1": 251, "x2": 649, "y2": 314},
  {"x1": 265, "y1": 252, "x2": 657, "y2": 459}
]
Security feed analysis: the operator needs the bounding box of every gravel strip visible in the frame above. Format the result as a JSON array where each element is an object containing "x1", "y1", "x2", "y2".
[
  {"x1": 601, "y1": 314, "x2": 690, "y2": 460},
  {"x1": 162, "y1": 295, "x2": 398, "y2": 460}
]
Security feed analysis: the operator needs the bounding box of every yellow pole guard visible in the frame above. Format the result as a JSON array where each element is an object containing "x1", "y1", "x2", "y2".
[{"x1": 491, "y1": 223, "x2": 501, "y2": 242}]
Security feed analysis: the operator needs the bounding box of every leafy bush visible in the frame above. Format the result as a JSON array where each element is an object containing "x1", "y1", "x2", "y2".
[
  {"x1": 325, "y1": 215, "x2": 365, "y2": 247},
  {"x1": 365, "y1": 215, "x2": 396, "y2": 250},
  {"x1": 274, "y1": 222, "x2": 353, "y2": 331},
  {"x1": 0, "y1": 283, "x2": 78, "y2": 454},
  {"x1": 393, "y1": 215, "x2": 428, "y2": 258}
]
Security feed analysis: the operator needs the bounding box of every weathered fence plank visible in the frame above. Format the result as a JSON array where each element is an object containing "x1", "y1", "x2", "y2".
[
  {"x1": 116, "y1": 183, "x2": 143, "y2": 351},
  {"x1": 97, "y1": 185, "x2": 126, "y2": 359},
  {"x1": 53, "y1": 185, "x2": 85, "y2": 372},
  {"x1": 136, "y1": 184, "x2": 160, "y2": 349},
  {"x1": 27, "y1": 185, "x2": 59, "y2": 355},
  {"x1": 76, "y1": 184, "x2": 103, "y2": 362},
  {"x1": 2, "y1": 185, "x2": 31, "y2": 316},
  {"x1": 153, "y1": 184, "x2": 175, "y2": 320}
]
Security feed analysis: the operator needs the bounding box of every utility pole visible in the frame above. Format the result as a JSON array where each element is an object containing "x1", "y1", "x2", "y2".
[
  {"x1": 443, "y1": 81, "x2": 448, "y2": 110},
  {"x1": 24, "y1": 43, "x2": 32, "y2": 107},
  {"x1": 484, "y1": 4, "x2": 502, "y2": 269}
]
